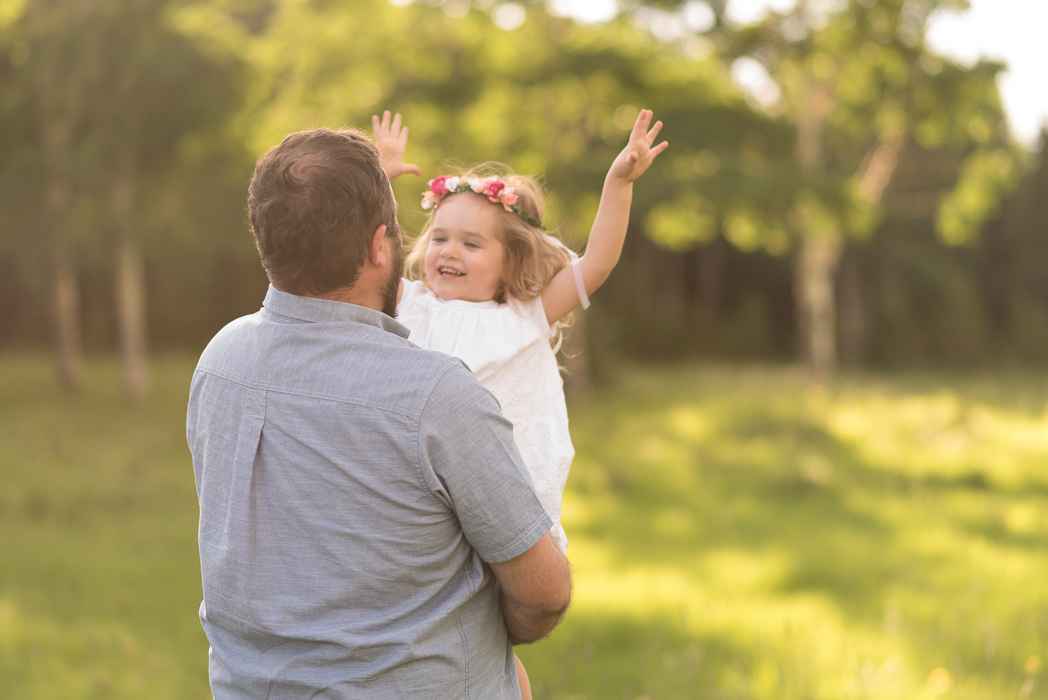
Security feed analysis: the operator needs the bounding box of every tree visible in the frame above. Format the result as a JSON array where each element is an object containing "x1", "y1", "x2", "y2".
[
  {"x1": 627, "y1": 0, "x2": 1016, "y2": 378},
  {"x1": 745, "y1": 0, "x2": 1018, "y2": 377},
  {"x1": 173, "y1": 0, "x2": 751, "y2": 384},
  {"x1": 7, "y1": 0, "x2": 244, "y2": 397},
  {"x1": 7, "y1": 0, "x2": 103, "y2": 390}
]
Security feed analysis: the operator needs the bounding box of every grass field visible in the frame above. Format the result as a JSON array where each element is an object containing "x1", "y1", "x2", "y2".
[{"x1": 3, "y1": 356, "x2": 1048, "y2": 698}]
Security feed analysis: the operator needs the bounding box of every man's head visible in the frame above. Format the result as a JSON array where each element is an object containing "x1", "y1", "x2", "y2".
[{"x1": 248, "y1": 128, "x2": 401, "y2": 312}]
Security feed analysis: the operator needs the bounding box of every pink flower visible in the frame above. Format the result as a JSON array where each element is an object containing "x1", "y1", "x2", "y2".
[
  {"x1": 500, "y1": 189, "x2": 518, "y2": 211},
  {"x1": 429, "y1": 176, "x2": 449, "y2": 197},
  {"x1": 484, "y1": 180, "x2": 505, "y2": 203}
]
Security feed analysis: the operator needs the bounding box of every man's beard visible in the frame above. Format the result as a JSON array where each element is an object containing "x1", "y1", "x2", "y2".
[{"x1": 381, "y1": 230, "x2": 404, "y2": 319}]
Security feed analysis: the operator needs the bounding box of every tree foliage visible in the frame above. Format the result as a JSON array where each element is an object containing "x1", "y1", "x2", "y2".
[{"x1": 0, "y1": 0, "x2": 1045, "y2": 371}]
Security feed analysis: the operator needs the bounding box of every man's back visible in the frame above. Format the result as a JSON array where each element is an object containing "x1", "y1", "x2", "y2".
[{"x1": 187, "y1": 287, "x2": 552, "y2": 698}]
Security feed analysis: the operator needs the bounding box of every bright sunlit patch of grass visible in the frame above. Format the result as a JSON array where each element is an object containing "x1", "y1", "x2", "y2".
[
  {"x1": 826, "y1": 383, "x2": 1048, "y2": 487},
  {"x1": 520, "y1": 363, "x2": 1048, "y2": 699}
]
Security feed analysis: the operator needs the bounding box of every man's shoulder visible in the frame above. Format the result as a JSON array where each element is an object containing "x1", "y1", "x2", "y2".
[
  {"x1": 198, "y1": 309, "x2": 262, "y2": 353},
  {"x1": 192, "y1": 308, "x2": 481, "y2": 418}
]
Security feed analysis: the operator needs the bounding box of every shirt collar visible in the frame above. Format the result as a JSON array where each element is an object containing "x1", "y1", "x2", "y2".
[{"x1": 262, "y1": 285, "x2": 411, "y2": 339}]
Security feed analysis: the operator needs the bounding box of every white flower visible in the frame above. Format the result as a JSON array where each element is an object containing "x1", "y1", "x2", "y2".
[{"x1": 445, "y1": 176, "x2": 461, "y2": 191}]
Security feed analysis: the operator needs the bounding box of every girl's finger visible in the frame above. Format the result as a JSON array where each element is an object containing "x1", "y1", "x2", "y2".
[
  {"x1": 399, "y1": 126, "x2": 410, "y2": 145},
  {"x1": 392, "y1": 113, "x2": 402, "y2": 134},
  {"x1": 651, "y1": 141, "x2": 669, "y2": 157},
  {"x1": 372, "y1": 114, "x2": 381, "y2": 132},
  {"x1": 646, "y1": 120, "x2": 663, "y2": 143},
  {"x1": 633, "y1": 109, "x2": 651, "y2": 137},
  {"x1": 382, "y1": 110, "x2": 392, "y2": 131}
]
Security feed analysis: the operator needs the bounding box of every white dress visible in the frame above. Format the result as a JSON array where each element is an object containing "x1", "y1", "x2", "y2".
[{"x1": 397, "y1": 279, "x2": 573, "y2": 553}]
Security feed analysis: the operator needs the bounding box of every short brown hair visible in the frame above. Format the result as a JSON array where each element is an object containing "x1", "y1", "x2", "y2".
[
  {"x1": 248, "y1": 128, "x2": 397, "y2": 296},
  {"x1": 405, "y1": 163, "x2": 569, "y2": 304}
]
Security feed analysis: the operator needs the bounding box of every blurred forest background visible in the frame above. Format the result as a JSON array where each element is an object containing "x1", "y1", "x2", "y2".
[{"x1": 2, "y1": 0, "x2": 1046, "y2": 396}]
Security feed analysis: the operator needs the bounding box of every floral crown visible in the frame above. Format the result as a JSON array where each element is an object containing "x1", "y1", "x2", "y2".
[{"x1": 421, "y1": 175, "x2": 545, "y2": 230}]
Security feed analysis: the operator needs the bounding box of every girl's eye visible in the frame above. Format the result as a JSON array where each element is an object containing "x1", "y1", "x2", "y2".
[
  {"x1": 464, "y1": 241, "x2": 479, "y2": 249},
  {"x1": 431, "y1": 236, "x2": 446, "y2": 243}
]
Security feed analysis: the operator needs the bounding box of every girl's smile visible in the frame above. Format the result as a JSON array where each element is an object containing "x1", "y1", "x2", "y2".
[{"x1": 425, "y1": 194, "x2": 505, "y2": 302}]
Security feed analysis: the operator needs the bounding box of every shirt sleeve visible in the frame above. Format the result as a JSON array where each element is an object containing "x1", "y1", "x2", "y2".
[{"x1": 417, "y1": 362, "x2": 553, "y2": 563}]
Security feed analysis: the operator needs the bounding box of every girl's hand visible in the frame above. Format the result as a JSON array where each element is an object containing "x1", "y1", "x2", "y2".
[
  {"x1": 608, "y1": 109, "x2": 668, "y2": 183},
  {"x1": 372, "y1": 111, "x2": 421, "y2": 180}
]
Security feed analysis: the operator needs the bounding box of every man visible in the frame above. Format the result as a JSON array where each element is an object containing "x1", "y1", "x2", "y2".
[{"x1": 186, "y1": 127, "x2": 571, "y2": 698}]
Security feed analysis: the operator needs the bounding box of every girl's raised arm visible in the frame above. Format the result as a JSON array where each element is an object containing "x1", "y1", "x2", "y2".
[
  {"x1": 541, "y1": 109, "x2": 668, "y2": 325},
  {"x1": 373, "y1": 111, "x2": 421, "y2": 181}
]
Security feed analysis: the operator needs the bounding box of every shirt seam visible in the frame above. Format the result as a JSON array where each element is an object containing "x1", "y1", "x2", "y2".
[
  {"x1": 456, "y1": 616, "x2": 471, "y2": 700},
  {"x1": 194, "y1": 366, "x2": 422, "y2": 419},
  {"x1": 462, "y1": 559, "x2": 476, "y2": 597}
]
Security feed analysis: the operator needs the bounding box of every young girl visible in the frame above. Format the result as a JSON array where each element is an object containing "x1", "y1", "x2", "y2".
[{"x1": 374, "y1": 109, "x2": 666, "y2": 697}]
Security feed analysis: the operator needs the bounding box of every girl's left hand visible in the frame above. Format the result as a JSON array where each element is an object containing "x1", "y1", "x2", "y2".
[
  {"x1": 373, "y1": 111, "x2": 422, "y2": 180},
  {"x1": 608, "y1": 109, "x2": 668, "y2": 183}
]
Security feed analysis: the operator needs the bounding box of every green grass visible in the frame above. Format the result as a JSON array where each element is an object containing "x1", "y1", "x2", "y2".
[
  {"x1": 0, "y1": 356, "x2": 208, "y2": 699},
  {"x1": 3, "y1": 356, "x2": 1048, "y2": 698},
  {"x1": 520, "y1": 366, "x2": 1048, "y2": 699}
]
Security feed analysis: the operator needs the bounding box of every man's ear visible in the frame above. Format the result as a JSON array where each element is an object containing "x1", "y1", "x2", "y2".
[{"x1": 367, "y1": 224, "x2": 388, "y2": 267}]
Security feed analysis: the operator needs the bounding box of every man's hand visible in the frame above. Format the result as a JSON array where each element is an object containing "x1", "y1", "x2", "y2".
[
  {"x1": 607, "y1": 108, "x2": 668, "y2": 184},
  {"x1": 488, "y1": 532, "x2": 572, "y2": 645},
  {"x1": 373, "y1": 110, "x2": 421, "y2": 180}
]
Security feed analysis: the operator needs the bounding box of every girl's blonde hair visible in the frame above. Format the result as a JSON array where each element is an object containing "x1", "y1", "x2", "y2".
[{"x1": 405, "y1": 163, "x2": 571, "y2": 304}]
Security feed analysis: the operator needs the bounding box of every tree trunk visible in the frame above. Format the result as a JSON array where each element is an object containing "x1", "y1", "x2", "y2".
[
  {"x1": 37, "y1": 15, "x2": 84, "y2": 394},
  {"x1": 795, "y1": 235, "x2": 842, "y2": 381},
  {"x1": 53, "y1": 250, "x2": 82, "y2": 391},
  {"x1": 835, "y1": 134, "x2": 902, "y2": 368},
  {"x1": 115, "y1": 237, "x2": 149, "y2": 401},
  {"x1": 794, "y1": 83, "x2": 838, "y2": 380},
  {"x1": 111, "y1": 160, "x2": 149, "y2": 401},
  {"x1": 48, "y1": 173, "x2": 81, "y2": 392}
]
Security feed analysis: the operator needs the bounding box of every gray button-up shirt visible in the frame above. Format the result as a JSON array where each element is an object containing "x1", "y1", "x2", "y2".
[{"x1": 187, "y1": 286, "x2": 552, "y2": 699}]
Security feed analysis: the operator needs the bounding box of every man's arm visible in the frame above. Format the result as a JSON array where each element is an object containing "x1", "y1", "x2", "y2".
[
  {"x1": 417, "y1": 365, "x2": 571, "y2": 642},
  {"x1": 489, "y1": 532, "x2": 572, "y2": 645}
]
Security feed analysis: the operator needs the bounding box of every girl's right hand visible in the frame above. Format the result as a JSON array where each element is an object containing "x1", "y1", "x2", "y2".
[
  {"x1": 373, "y1": 111, "x2": 421, "y2": 180},
  {"x1": 607, "y1": 109, "x2": 668, "y2": 183}
]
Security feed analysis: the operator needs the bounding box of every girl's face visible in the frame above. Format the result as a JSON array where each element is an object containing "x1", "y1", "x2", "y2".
[{"x1": 425, "y1": 194, "x2": 506, "y2": 303}]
